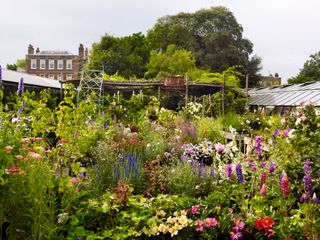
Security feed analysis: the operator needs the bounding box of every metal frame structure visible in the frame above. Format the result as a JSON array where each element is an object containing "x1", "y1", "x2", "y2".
[{"x1": 77, "y1": 69, "x2": 104, "y2": 104}]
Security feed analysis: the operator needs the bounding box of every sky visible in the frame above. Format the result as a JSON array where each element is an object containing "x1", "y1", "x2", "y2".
[{"x1": 1, "y1": 0, "x2": 320, "y2": 83}]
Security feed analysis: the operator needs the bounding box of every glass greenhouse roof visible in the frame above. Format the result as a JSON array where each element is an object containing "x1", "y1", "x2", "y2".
[{"x1": 249, "y1": 82, "x2": 320, "y2": 106}]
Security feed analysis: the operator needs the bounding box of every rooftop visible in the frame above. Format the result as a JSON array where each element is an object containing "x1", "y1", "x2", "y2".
[
  {"x1": 36, "y1": 50, "x2": 74, "y2": 55},
  {"x1": 1, "y1": 68, "x2": 61, "y2": 89},
  {"x1": 249, "y1": 82, "x2": 320, "y2": 107}
]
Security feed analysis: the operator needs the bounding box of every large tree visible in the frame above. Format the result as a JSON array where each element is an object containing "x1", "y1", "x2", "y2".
[
  {"x1": 147, "y1": 6, "x2": 261, "y2": 86},
  {"x1": 288, "y1": 51, "x2": 320, "y2": 84},
  {"x1": 88, "y1": 32, "x2": 150, "y2": 78}
]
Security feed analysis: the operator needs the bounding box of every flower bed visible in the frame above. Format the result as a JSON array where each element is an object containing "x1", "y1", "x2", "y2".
[{"x1": 0, "y1": 87, "x2": 319, "y2": 239}]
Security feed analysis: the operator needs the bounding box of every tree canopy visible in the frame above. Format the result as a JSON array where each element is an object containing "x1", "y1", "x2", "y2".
[
  {"x1": 88, "y1": 32, "x2": 150, "y2": 79},
  {"x1": 288, "y1": 51, "x2": 320, "y2": 84},
  {"x1": 147, "y1": 6, "x2": 261, "y2": 85}
]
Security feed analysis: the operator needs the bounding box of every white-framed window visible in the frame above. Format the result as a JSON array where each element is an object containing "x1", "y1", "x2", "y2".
[
  {"x1": 66, "y1": 59, "x2": 72, "y2": 70},
  {"x1": 49, "y1": 74, "x2": 55, "y2": 79},
  {"x1": 57, "y1": 59, "x2": 63, "y2": 69},
  {"x1": 40, "y1": 59, "x2": 46, "y2": 69},
  {"x1": 39, "y1": 74, "x2": 45, "y2": 78},
  {"x1": 66, "y1": 74, "x2": 72, "y2": 80},
  {"x1": 49, "y1": 60, "x2": 55, "y2": 70},
  {"x1": 31, "y1": 59, "x2": 37, "y2": 69},
  {"x1": 57, "y1": 74, "x2": 62, "y2": 81}
]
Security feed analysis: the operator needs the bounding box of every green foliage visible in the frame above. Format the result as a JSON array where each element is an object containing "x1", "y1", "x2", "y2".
[
  {"x1": 16, "y1": 58, "x2": 26, "y2": 69},
  {"x1": 88, "y1": 32, "x2": 150, "y2": 78},
  {"x1": 6, "y1": 63, "x2": 17, "y2": 71},
  {"x1": 146, "y1": 44, "x2": 196, "y2": 78},
  {"x1": 288, "y1": 51, "x2": 320, "y2": 83}
]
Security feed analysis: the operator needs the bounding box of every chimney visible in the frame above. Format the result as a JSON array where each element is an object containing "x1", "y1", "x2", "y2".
[
  {"x1": 36, "y1": 47, "x2": 40, "y2": 54},
  {"x1": 28, "y1": 44, "x2": 34, "y2": 55},
  {"x1": 85, "y1": 48, "x2": 88, "y2": 61},
  {"x1": 79, "y1": 43, "x2": 84, "y2": 59}
]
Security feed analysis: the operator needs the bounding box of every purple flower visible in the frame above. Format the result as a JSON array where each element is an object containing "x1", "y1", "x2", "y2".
[
  {"x1": 269, "y1": 164, "x2": 276, "y2": 174},
  {"x1": 251, "y1": 165, "x2": 257, "y2": 171},
  {"x1": 303, "y1": 160, "x2": 313, "y2": 175},
  {"x1": 17, "y1": 77, "x2": 24, "y2": 96},
  {"x1": 300, "y1": 193, "x2": 309, "y2": 203},
  {"x1": 261, "y1": 162, "x2": 266, "y2": 168},
  {"x1": 210, "y1": 168, "x2": 215, "y2": 179},
  {"x1": 236, "y1": 164, "x2": 245, "y2": 183},
  {"x1": 303, "y1": 174, "x2": 313, "y2": 197},
  {"x1": 225, "y1": 165, "x2": 233, "y2": 178},
  {"x1": 255, "y1": 136, "x2": 262, "y2": 143},
  {"x1": 282, "y1": 129, "x2": 289, "y2": 137},
  {"x1": 164, "y1": 152, "x2": 171, "y2": 158}
]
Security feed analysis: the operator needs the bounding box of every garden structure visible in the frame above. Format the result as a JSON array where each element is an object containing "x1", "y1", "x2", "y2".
[{"x1": 0, "y1": 67, "x2": 320, "y2": 239}]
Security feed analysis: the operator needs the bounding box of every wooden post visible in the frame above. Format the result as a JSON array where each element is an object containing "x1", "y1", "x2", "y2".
[
  {"x1": 157, "y1": 85, "x2": 161, "y2": 100},
  {"x1": 221, "y1": 74, "x2": 225, "y2": 116},
  {"x1": 185, "y1": 73, "x2": 188, "y2": 106}
]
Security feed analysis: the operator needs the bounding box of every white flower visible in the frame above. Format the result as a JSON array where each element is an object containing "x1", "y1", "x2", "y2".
[
  {"x1": 288, "y1": 129, "x2": 295, "y2": 138},
  {"x1": 295, "y1": 118, "x2": 301, "y2": 126}
]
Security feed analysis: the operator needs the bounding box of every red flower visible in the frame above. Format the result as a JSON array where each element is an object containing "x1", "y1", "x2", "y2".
[{"x1": 254, "y1": 216, "x2": 275, "y2": 230}]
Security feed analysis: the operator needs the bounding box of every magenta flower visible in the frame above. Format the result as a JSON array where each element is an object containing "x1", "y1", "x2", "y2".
[
  {"x1": 280, "y1": 171, "x2": 290, "y2": 198},
  {"x1": 230, "y1": 230, "x2": 242, "y2": 240},
  {"x1": 225, "y1": 165, "x2": 233, "y2": 178},
  {"x1": 190, "y1": 205, "x2": 200, "y2": 215}
]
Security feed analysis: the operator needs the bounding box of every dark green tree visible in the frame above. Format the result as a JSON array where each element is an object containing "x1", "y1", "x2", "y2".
[
  {"x1": 147, "y1": 6, "x2": 261, "y2": 87},
  {"x1": 6, "y1": 63, "x2": 17, "y2": 71},
  {"x1": 288, "y1": 51, "x2": 320, "y2": 84},
  {"x1": 88, "y1": 32, "x2": 150, "y2": 78}
]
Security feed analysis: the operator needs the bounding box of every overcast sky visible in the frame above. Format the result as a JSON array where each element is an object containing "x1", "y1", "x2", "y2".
[{"x1": 1, "y1": 0, "x2": 320, "y2": 83}]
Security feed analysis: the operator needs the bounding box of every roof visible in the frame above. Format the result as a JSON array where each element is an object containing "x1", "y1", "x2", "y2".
[
  {"x1": 249, "y1": 82, "x2": 320, "y2": 107},
  {"x1": 1, "y1": 68, "x2": 61, "y2": 89},
  {"x1": 37, "y1": 50, "x2": 74, "y2": 55}
]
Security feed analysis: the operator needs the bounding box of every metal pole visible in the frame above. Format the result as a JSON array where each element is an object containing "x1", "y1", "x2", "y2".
[
  {"x1": 245, "y1": 73, "x2": 249, "y2": 108},
  {"x1": 222, "y1": 74, "x2": 225, "y2": 116}
]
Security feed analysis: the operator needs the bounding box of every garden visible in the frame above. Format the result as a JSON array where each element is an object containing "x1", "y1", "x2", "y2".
[{"x1": 0, "y1": 81, "x2": 320, "y2": 240}]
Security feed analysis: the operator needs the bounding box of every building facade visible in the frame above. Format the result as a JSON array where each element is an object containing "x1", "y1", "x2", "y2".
[
  {"x1": 258, "y1": 73, "x2": 281, "y2": 88},
  {"x1": 25, "y1": 44, "x2": 87, "y2": 81}
]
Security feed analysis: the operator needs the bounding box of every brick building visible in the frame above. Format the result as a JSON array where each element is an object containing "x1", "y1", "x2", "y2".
[{"x1": 25, "y1": 44, "x2": 87, "y2": 81}]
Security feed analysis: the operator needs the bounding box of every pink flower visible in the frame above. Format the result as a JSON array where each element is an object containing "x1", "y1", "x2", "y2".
[
  {"x1": 300, "y1": 115, "x2": 307, "y2": 121},
  {"x1": 190, "y1": 205, "x2": 200, "y2": 215},
  {"x1": 31, "y1": 153, "x2": 42, "y2": 160},
  {"x1": 204, "y1": 218, "x2": 218, "y2": 227},
  {"x1": 69, "y1": 177, "x2": 78, "y2": 184},
  {"x1": 214, "y1": 143, "x2": 226, "y2": 154},
  {"x1": 260, "y1": 183, "x2": 267, "y2": 196},
  {"x1": 4, "y1": 146, "x2": 13, "y2": 153},
  {"x1": 195, "y1": 220, "x2": 204, "y2": 232}
]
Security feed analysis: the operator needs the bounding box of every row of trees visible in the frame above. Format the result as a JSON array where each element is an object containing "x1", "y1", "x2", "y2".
[{"x1": 88, "y1": 6, "x2": 262, "y2": 87}]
